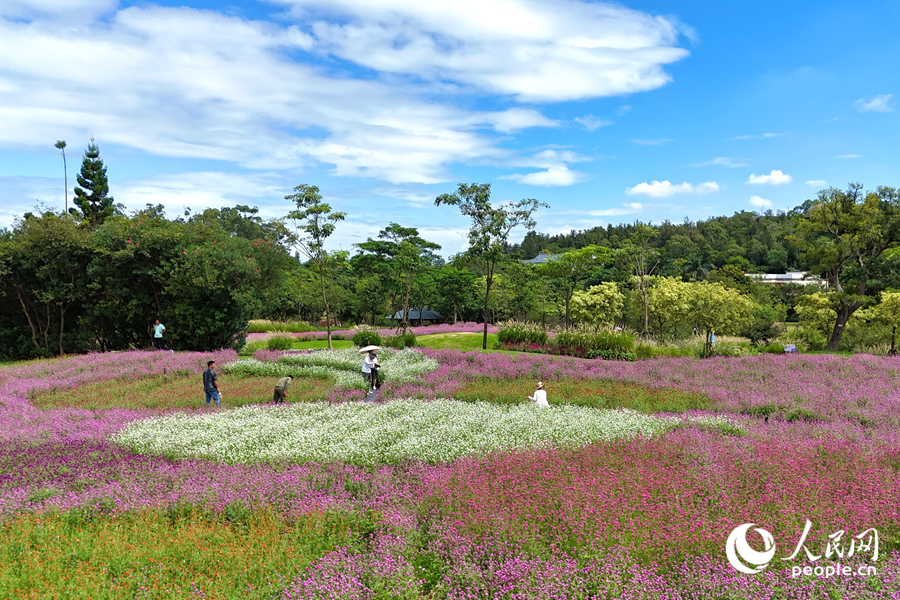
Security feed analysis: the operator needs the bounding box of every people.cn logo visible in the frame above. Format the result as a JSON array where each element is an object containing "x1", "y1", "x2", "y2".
[{"x1": 725, "y1": 523, "x2": 777, "y2": 574}]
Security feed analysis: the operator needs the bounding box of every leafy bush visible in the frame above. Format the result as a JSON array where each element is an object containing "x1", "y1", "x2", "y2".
[
  {"x1": 553, "y1": 325, "x2": 634, "y2": 353},
  {"x1": 239, "y1": 339, "x2": 268, "y2": 356},
  {"x1": 634, "y1": 342, "x2": 695, "y2": 359},
  {"x1": 351, "y1": 325, "x2": 381, "y2": 347},
  {"x1": 384, "y1": 333, "x2": 416, "y2": 349},
  {"x1": 759, "y1": 343, "x2": 787, "y2": 354},
  {"x1": 266, "y1": 335, "x2": 294, "y2": 351},
  {"x1": 247, "y1": 320, "x2": 318, "y2": 333},
  {"x1": 586, "y1": 349, "x2": 637, "y2": 361},
  {"x1": 497, "y1": 320, "x2": 549, "y2": 345}
]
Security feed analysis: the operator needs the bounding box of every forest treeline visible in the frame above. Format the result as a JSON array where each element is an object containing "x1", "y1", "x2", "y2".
[{"x1": 2, "y1": 140, "x2": 899, "y2": 360}]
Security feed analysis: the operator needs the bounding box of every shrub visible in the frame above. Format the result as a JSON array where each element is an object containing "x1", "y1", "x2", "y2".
[
  {"x1": 247, "y1": 320, "x2": 317, "y2": 333},
  {"x1": 384, "y1": 334, "x2": 416, "y2": 349},
  {"x1": 554, "y1": 325, "x2": 634, "y2": 353},
  {"x1": 266, "y1": 335, "x2": 294, "y2": 351},
  {"x1": 587, "y1": 349, "x2": 637, "y2": 361},
  {"x1": 497, "y1": 320, "x2": 549, "y2": 345},
  {"x1": 239, "y1": 339, "x2": 268, "y2": 356},
  {"x1": 759, "y1": 343, "x2": 787, "y2": 354},
  {"x1": 351, "y1": 330, "x2": 381, "y2": 347}
]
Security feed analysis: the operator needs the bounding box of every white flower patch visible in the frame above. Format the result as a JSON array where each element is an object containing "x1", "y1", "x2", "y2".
[
  {"x1": 113, "y1": 399, "x2": 683, "y2": 466},
  {"x1": 223, "y1": 348, "x2": 438, "y2": 390}
]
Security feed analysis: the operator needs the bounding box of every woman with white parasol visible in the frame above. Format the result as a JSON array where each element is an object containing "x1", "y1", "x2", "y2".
[{"x1": 359, "y1": 345, "x2": 381, "y2": 391}]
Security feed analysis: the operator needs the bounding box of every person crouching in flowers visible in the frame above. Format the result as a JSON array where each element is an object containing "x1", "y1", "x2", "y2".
[
  {"x1": 273, "y1": 375, "x2": 293, "y2": 404},
  {"x1": 528, "y1": 381, "x2": 549, "y2": 408}
]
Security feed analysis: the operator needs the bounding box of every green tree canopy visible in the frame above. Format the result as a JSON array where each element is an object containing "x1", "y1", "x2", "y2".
[{"x1": 73, "y1": 138, "x2": 117, "y2": 226}]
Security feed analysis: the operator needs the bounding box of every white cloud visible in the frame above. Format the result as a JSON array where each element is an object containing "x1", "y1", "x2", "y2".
[
  {"x1": 116, "y1": 172, "x2": 291, "y2": 219},
  {"x1": 626, "y1": 180, "x2": 718, "y2": 197},
  {"x1": 286, "y1": 0, "x2": 690, "y2": 102},
  {"x1": 836, "y1": 154, "x2": 863, "y2": 159},
  {"x1": 806, "y1": 179, "x2": 827, "y2": 187},
  {"x1": 616, "y1": 105, "x2": 632, "y2": 116},
  {"x1": 0, "y1": 1, "x2": 690, "y2": 191},
  {"x1": 747, "y1": 170, "x2": 792, "y2": 185},
  {"x1": 630, "y1": 138, "x2": 673, "y2": 146},
  {"x1": 482, "y1": 108, "x2": 558, "y2": 133},
  {"x1": 507, "y1": 165, "x2": 585, "y2": 186},
  {"x1": 730, "y1": 132, "x2": 780, "y2": 140},
  {"x1": 574, "y1": 115, "x2": 613, "y2": 131},
  {"x1": 692, "y1": 157, "x2": 747, "y2": 168},
  {"x1": 855, "y1": 94, "x2": 894, "y2": 113},
  {"x1": 585, "y1": 202, "x2": 643, "y2": 216},
  {"x1": 749, "y1": 195, "x2": 772, "y2": 208}
]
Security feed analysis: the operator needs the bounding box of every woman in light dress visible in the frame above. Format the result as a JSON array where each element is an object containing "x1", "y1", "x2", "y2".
[{"x1": 528, "y1": 381, "x2": 549, "y2": 408}]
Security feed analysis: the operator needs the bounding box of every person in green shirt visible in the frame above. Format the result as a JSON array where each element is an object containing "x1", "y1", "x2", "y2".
[
  {"x1": 153, "y1": 319, "x2": 166, "y2": 350},
  {"x1": 273, "y1": 375, "x2": 293, "y2": 404}
]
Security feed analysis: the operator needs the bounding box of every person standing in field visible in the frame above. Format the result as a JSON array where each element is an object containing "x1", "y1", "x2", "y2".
[
  {"x1": 362, "y1": 350, "x2": 378, "y2": 391},
  {"x1": 153, "y1": 319, "x2": 166, "y2": 350},
  {"x1": 273, "y1": 375, "x2": 293, "y2": 404},
  {"x1": 203, "y1": 360, "x2": 221, "y2": 409},
  {"x1": 528, "y1": 381, "x2": 549, "y2": 408}
]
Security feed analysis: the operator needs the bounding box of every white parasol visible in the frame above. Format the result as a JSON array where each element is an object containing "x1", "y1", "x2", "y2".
[{"x1": 358, "y1": 345, "x2": 381, "y2": 354}]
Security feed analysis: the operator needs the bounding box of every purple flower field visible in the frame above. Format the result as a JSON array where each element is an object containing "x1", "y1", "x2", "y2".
[{"x1": 2, "y1": 348, "x2": 900, "y2": 598}]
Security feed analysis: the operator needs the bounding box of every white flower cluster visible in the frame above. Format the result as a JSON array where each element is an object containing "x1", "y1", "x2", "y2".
[
  {"x1": 222, "y1": 347, "x2": 438, "y2": 390},
  {"x1": 113, "y1": 399, "x2": 685, "y2": 466}
]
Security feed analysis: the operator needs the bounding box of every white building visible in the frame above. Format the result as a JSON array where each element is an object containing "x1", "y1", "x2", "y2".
[{"x1": 747, "y1": 271, "x2": 826, "y2": 287}]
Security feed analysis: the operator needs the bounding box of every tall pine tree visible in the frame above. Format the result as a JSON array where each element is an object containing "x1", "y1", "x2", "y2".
[{"x1": 73, "y1": 138, "x2": 116, "y2": 226}]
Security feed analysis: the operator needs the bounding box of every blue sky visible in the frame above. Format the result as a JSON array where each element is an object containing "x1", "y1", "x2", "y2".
[{"x1": 1, "y1": 0, "x2": 898, "y2": 256}]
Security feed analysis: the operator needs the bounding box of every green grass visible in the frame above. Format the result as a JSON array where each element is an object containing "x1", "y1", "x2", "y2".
[
  {"x1": 416, "y1": 332, "x2": 501, "y2": 351},
  {"x1": 290, "y1": 339, "x2": 355, "y2": 350},
  {"x1": 33, "y1": 375, "x2": 334, "y2": 410},
  {"x1": 453, "y1": 378, "x2": 713, "y2": 413},
  {"x1": 0, "y1": 507, "x2": 373, "y2": 600}
]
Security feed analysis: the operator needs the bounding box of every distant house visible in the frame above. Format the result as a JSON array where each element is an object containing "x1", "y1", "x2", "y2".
[
  {"x1": 387, "y1": 307, "x2": 444, "y2": 324},
  {"x1": 746, "y1": 271, "x2": 826, "y2": 287},
  {"x1": 521, "y1": 253, "x2": 558, "y2": 265}
]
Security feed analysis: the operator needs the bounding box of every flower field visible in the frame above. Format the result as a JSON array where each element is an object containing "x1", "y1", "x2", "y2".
[{"x1": 2, "y1": 348, "x2": 900, "y2": 598}]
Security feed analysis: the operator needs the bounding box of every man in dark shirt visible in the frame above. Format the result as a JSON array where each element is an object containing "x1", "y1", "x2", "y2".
[{"x1": 203, "y1": 360, "x2": 221, "y2": 409}]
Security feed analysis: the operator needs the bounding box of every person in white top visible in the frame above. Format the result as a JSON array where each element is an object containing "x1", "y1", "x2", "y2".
[
  {"x1": 362, "y1": 351, "x2": 380, "y2": 391},
  {"x1": 528, "y1": 381, "x2": 549, "y2": 408}
]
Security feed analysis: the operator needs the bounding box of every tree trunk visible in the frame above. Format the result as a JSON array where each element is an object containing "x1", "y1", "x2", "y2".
[
  {"x1": 640, "y1": 278, "x2": 650, "y2": 338},
  {"x1": 402, "y1": 274, "x2": 412, "y2": 336},
  {"x1": 59, "y1": 304, "x2": 66, "y2": 356},
  {"x1": 825, "y1": 302, "x2": 862, "y2": 351},
  {"x1": 482, "y1": 266, "x2": 494, "y2": 350},
  {"x1": 319, "y1": 260, "x2": 332, "y2": 349},
  {"x1": 16, "y1": 289, "x2": 40, "y2": 350}
]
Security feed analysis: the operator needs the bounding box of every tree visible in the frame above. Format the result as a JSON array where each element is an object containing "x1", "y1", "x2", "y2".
[
  {"x1": 794, "y1": 292, "x2": 836, "y2": 350},
  {"x1": 54, "y1": 140, "x2": 68, "y2": 213},
  {"x1": 685, "y1": 281, "x2": 756, "y2": 355},
  {"x1": 435, "y1": 183, "x2": 546, "y2": 349},
  {"x1": 356, "y1": 223, "x2": 440, "y2": 335},
  {"x1": 856, "y1": 292, "x2": 900, "y2": 355},
  {"x1": 792, "y1": 183, "x2": 900, "y2": 350},
  {"x1": 570, "y1": 282, "x2": 624, "y2": 326},
  {"x1": 619, "y1": 224, "x2": 659, "y2": 337},
  {"x1": 538, "y1": 244, "x2": 611, "y2": 328},
  {"x1": 285, "y1": 184, "x2": 346, "y2": 349},
  {"x1": 0, "y1": 212, "x2": 91, "y2": 356},
  {"x1": 433, "y1": 266, "x2": 478, "y2": 323},
  {"x1": 73, "y1": 138, "x2": 117, "y2": 226},
  {"x1": 646, "y1": 276, "x2": 694, "y2": 339}
]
